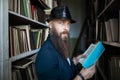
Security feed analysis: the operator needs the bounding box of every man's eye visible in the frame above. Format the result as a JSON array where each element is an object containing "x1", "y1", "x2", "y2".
[
  {"x1": 67, "y1": 23, "x2": 71, "y2": 26},
  {"x1": 58, "y1": 21, "x2": 64, "y2": 24}
]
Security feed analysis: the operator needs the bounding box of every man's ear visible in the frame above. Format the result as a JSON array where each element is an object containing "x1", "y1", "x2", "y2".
[
  {"x1": 49, "y1": 24, "x2": 52, "y2": 29},
  {"x1": 49, "y1": 22, "x2": 53, "y2": 29}
]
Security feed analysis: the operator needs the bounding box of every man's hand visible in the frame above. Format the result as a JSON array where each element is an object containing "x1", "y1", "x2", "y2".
[
  {"x1": 80, "y1": 65, "x2": 96, "y2": 79},
  {"x1": 73, "y1": 65, "x2": 96, "y2": 80},
  {"x1": 73, "y1": 54, "x2": 86, "y2": 65}
]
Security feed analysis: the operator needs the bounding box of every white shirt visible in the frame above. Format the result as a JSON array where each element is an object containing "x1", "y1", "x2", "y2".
[{"x1": 67, "y1": 58, "x2": 71, "y2": 66}]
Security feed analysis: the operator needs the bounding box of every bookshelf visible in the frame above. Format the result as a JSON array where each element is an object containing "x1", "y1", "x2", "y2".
[
  {"x1": 9, "y1": 11, "x2": 47, "y2": 27},
  {"x1": 0, "y1": 0, "x2": 58, "y2": 80},
  {"x1": 92, "y1": 0, "x2": 120, "y2": 80}
]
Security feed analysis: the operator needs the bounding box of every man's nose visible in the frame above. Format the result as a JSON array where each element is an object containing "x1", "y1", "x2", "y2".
[{"x1": 64, "y1": 24, "x2": 69, "y2": 30}]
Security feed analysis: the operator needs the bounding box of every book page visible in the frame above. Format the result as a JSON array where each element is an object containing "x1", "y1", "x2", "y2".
[{"x1": 79, "y1": 44, "x2": 95, "y2": 64}]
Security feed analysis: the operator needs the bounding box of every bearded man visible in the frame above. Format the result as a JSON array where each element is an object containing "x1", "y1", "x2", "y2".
[{"x1": 35, "y1": 6, "x2": 95, "y2": 80}]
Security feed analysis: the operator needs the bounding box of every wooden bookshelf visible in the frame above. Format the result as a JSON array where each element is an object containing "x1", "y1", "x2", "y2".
[
  {"x1": 92, "y1": 0, "x2": 120, "y2": 79},
  {"x1": 9, "y1": 11, "x2": 48, "y2": 27},
  {"x1": 0, "y1": 0, "x2": 58, "y2": 80}
]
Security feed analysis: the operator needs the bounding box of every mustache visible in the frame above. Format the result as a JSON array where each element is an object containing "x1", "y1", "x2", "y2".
[{"x1": 61, "y1": 31, "x2": 69, "y2": 34}]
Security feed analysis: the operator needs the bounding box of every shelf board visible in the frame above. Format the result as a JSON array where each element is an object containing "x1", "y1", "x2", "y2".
[
  {"x1": 9, "y1": 11, "x2": 48, "y2": 28},
  {"x1": 97, "y1": 0, "x2": 120, "y2": 19},
  {"x1": 10, "y1": 48, "x2": 40, "y2": 62},
  {"x1": 103, "y1": 41, "x2": 120, "y2": 47}
]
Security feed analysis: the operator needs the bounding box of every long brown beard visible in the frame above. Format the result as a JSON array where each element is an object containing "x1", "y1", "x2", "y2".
[{"x1": 50, "y1": 27, "x2": 70, "y2": 59}]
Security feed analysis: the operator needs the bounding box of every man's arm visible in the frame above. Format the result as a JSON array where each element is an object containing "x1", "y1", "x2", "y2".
[
  {"x1": 73, "y1": 54, "x2": 96, "y2": 80},
  {"x1": 73, "y1": 65, "x2": 96, "y2": 80}
]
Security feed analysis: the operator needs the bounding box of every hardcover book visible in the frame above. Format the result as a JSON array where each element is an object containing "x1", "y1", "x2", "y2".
[{"x1": 79, "y1": 41, "x2": 105, "y2": 68}]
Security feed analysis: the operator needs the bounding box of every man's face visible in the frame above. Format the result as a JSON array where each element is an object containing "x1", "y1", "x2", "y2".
[
  {"x1": 50, "y1": 19, "x2": 71, "y2": 40},
  {"x1": 49, "y1": 19, "x2": 71, "y2": 58}
]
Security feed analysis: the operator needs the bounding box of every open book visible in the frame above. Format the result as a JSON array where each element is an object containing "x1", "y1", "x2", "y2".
[{"x1": 79, "y1": 41, "x2": 105, "y2": 68}]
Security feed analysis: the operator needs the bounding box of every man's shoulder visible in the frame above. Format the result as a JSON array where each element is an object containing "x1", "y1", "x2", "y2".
[
  {"x1": 40, "y1": 39, "x2": 55, "y2": 51},
  {"x1": 38, "y1": 39, "x2": 58, "y2": 56}
]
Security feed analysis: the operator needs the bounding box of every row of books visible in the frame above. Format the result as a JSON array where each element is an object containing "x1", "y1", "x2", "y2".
[
  {"x1": 12, "y1": 58, "x2": 37, "y2": 80},
  {"x1": 105, "y1": 18, "x2": 119, "y2": 42},
  {"x1": 9, "y1": 0, "x2": 46, "y2": 22},
  {"x1": 96, "y1": 16, "x2": 120, "y2": 42},
  {"x1": 43, "y1": 0, "x2": 58, "y2": 15},
  {"x1": 9, "y1": 25, "x2": 49, "y2": 57}
]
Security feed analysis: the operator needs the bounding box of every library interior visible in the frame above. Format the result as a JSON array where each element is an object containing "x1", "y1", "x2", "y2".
[{"x1": 0, "y1": 0, "x2": 120, "y2": 80}]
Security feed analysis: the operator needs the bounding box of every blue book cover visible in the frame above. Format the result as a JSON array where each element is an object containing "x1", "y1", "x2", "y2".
[{"x1": 79, "y1": 41, "x2": 105, "y2": 68}]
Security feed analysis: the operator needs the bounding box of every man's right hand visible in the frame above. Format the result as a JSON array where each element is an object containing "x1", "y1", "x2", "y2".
[
  {"x1": 73, "y1": 54, "x2": 86, "y2": 65},
  {"x1": 79, "y1": 64, "x2": 96, "y2": 80}
]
